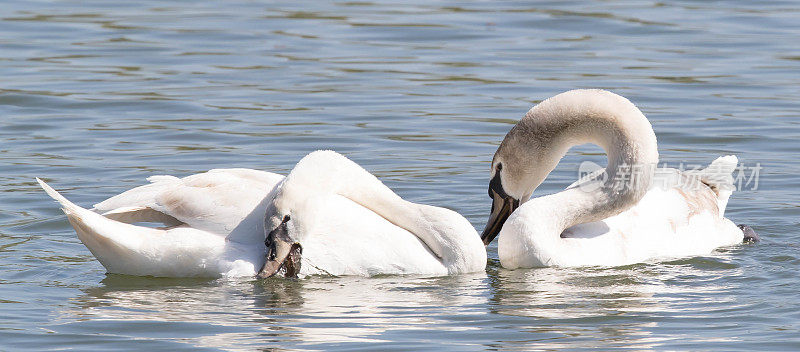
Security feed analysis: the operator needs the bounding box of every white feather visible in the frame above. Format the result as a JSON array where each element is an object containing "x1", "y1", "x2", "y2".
[
  {"x1": 490, "y1": 90, "x2": 747, "y2": 268},
  {"x1": 37, "y1": 168, "x2": 283, "y2": 277},
  {"x1": 265, "y1": 150, "x2": 487, "y2": 277},
  {"x1": 38, "y1": 152, "x2": 487, "y2": 278}
]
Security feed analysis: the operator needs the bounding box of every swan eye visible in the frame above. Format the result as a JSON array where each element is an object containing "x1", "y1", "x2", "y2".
[{"x1": 496, "y1": 163, "x2": 503, "y2": 172}]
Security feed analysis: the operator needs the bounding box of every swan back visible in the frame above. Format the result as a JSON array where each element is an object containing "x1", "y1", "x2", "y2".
[
  {"x1": 37, "y1": 178, "x2": 260, "y2": 277},
  {"x1": 94, "y1": 168, "x2": 283, "y2": 236}
]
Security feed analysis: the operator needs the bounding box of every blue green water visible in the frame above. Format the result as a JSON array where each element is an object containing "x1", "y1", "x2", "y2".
[{"x1": 1, "y1": 0, "x2": 799, "y2": 350}]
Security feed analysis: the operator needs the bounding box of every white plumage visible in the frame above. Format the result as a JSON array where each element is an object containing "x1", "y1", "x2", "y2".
[
  {"x1": 39, "y1": 152, "x2": 487, "y2": 278},
  {"x1": 263, "y1": 151, "x2": 487, "y2": 277},
  {"x1": 482, "y1": 89, "x2": 750, "y2": 268},
  {"x1": 38, "y1": 169, "x2": 283, "y2": 277}
]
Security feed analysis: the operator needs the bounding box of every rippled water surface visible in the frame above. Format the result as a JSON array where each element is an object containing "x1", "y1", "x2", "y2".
[{"x1": 2, "y1": 1, "x2": 799, "y2": 350}]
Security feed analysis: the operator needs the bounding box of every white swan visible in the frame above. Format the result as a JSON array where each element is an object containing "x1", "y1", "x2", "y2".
[
  {"x1": 38, "y1": 168, "x2": 284, "y2": 277},
  {"x1": 38, "y1": 151, "x2": 486, "y2": 278},
  {"x1": 480, "y1": 89, "x2": 757, "y2": 268},
  {"x1": 258, "y1": 150, "x2": 486, "y2": 277}
]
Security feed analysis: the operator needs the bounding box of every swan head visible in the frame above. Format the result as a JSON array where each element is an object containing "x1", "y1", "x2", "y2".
[
  {"x1": 481, "y1": 89, "x2": 661, "y2": 246},
  {"x1": 258, "y1": 214, "x2": 303, "y2": 278},
  {"x1": 480, "y1": 119, "x2": 561, "y2": 246},
  {"x1": 260, "y1": 179, "x2": 306, "y2": 278},
  {"x1": 480, "y1": 158, "x2": 523, "y2": 246}
]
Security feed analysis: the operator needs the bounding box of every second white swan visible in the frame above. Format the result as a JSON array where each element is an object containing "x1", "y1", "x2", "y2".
[{"x1": 480, "y1": 89, "x2": 757, "y2": 268}]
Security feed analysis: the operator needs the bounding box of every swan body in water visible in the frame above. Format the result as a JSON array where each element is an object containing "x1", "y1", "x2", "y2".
[
  {"x1": 38, "y1": 169, "x2": 283, "y2": 277},
  {"x1": 480, "y1": 89, "x2": 757, "y2": 268},
  {"x1": 258, "y1": 150, "x2": 486, "y2": 277},
  {"x1": 39, "y1": 151, "x2": 486, "y2": 278}
]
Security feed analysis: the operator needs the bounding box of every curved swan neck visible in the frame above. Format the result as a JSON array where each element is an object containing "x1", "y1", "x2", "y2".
[
  {"x1": 501, "y1": 89, "x2": 659, "y2": 229},
  {"x1": 279, "y1": 151, "x2": 415, "y2": 230},
  {"x1": 277, "y1": 151, "x2": 483, "y2": 271}
]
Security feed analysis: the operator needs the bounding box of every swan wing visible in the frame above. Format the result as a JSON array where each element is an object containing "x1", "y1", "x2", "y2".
[
  {"x1": 556, "y1": 190, "x2": 741, "y2": 266},
  {"x1": 38, "y1": 178, "x2": 259, "y2": 277},
  {"x1": 93, "y1": 169, "x2": 283, "y2": 235},
  {"x1": 557, "y1": 156, "x2": 743, "y2": 265}
]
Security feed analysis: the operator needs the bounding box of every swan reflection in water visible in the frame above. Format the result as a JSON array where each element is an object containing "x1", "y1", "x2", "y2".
[
  {"x1": 60, "y1": 249, "x2": 746, "y2": 350},
  {"x1": 63, "y1": 273, "x2": 490, "y2": 349},
  {"x1": 484, "y1": 249, "x2": 746, "y2": 350}
]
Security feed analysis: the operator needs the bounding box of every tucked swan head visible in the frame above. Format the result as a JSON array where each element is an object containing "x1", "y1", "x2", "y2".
[
  {"x1": 259, "y1": 150, "x2": 487, "y2": 277},
  {"x1": 480, "y1": 89, "x2": 659, "y2": 246}
]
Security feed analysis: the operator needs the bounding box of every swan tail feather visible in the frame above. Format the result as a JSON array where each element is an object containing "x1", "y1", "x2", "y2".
[
  {"x1": 37, "y1": 178, "x2": 181, "y2": 275},
  {"x1": 694, "y1": 155, "x2": 738, "y2": 214}
]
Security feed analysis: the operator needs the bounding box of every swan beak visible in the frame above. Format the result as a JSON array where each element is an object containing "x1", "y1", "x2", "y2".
[
  {"x1": 481, "y1": 191, "x2": 519, "y2": 246},
  {"x1": 258, "y1": 215, "x2": 303, "y2": 279}
]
